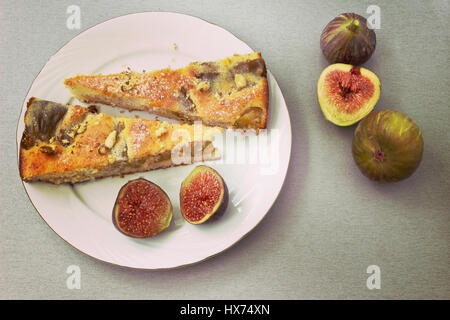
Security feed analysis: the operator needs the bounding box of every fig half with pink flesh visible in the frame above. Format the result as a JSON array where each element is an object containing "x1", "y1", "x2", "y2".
[
  {"x1": 180, "y1": 165, "x2": 228, "y2": 224},
  {"x1": 320, "y1": 13, "x2": 376, "y2": 65},
  {"x1": 352, "y1": 110, "x2": 424, "y2": 182},
  {"x1": 113, "y1": 178, "x2": 172, "y2": 238},
  {"x1": 317, "y1": 63, "x2": 381, "y2": 126}
]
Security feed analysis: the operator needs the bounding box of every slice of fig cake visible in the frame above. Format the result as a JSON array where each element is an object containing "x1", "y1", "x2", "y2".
[{"x1": 64, "y1": 52, "x2": 269, "y2": 130}]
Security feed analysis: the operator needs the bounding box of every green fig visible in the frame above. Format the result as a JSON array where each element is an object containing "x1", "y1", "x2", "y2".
[{"x1": 352, "y1": 110, "x2": 424, "y2": 182}]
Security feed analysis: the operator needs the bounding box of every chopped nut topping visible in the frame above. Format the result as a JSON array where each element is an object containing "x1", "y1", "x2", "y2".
[
  {"x1": 155, "y1": 125, "x2": 169, "y2": 138},
  {"x1": 77, "y1": 121, "x2": 87, "y2": 134},
  {"x1": 119, "y1": 70, "x2": 143, "y2": 91},
  {"x1": 234, "y1": 74, "x2": 247, "y2": 89},
  {"x1": 67, "y1": 131, "x2": 75, "y2": 138},
  {"x1": 104, "y1": 130, "x2": 117, "y2": 149},
  {"x1": 98, "y1": 146, "x2": 107, "y2": 155},
  {"x1": 39, "y1": 144, "x2": 58, "y2": 155},
  {"x1": 196, "y1": 80, "x2": 210, "y2": 91}
]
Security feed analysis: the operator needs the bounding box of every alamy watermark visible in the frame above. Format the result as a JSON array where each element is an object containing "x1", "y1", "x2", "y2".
[
  {"x1": 169, "y1": 123, "x2": 281, "y2": 176},
  {"x1": 66, "y1": 5, "x2": 81, "y2": 30},
  {"x1": 366, "y1": 5, "x2": 381, "y2": 29},
  {"x1": 366, "y1": 265, "x2": 381, "y2": 290},
  {"x1": 66, "y1": 265, "x2": 81, "y2": 289}
]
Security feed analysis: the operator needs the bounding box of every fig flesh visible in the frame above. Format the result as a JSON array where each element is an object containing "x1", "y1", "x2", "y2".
[
  {"x1": 320, "y1": 13, "x2": 376, "y2": 65},
  {"x1": 113, "y1": 178, "x2": 172, "y2": 238},
  {"x1": 317, "y1": 63, "x2": 381, "y2": 126},
  {"x1": 352, "y1": 110, "x2": 424, "y2": 182},
  {"x1": 180, "y1": 165, "x2": 228, "y2": 224}
]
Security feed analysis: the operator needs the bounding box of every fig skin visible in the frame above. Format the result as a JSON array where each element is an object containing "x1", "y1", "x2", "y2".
[
  {"x1": 180, "y1": 165, "x2": 229, "y2": 225},
  {"x1": 317, "y1": 63, "x2": 381, "y2": 126},
  {"x1": 320, "y1": 13, "x2": 376, "y2": 65},
  {"x1": 352, "y1": 110, "x2": 424, "y2": 182},
  {"x1": 112, "y1": 178, "x2": 173, "y2": 238}
]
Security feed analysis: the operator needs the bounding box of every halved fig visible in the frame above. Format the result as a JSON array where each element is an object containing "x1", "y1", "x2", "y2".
[
  {"x1": 112, "y1": 178, "x2": 172, "y2": 238},
  {"x1": 317, "y1": 63, "x2": 381, "y2": 126},
  {"x1": 180, "y1": 166, "x2": 228, "y2": 224}
]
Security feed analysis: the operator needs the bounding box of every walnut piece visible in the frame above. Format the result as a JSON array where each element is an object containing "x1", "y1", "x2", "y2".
[
  {"x1": 196, "y1": 80, "x2": 210, "y2": 91},
  {"x1": 39, "y1": 144, "x2": 58, "y2": 155},
  {"x1": 98, "y1": 146, "x2": 107, "y2": 155},
  {"x1": 155, "y1": 125, "x2": 169, "y2": 138},
  {"x1": 77, "y1": 121, "x2": 87, "y2": 134},
  {"x1": 234, "y1": 74, "x2": 247, "y2": 89},
  {"x1": 104, "y1": 130, "x2": 117, "y2": 149}
]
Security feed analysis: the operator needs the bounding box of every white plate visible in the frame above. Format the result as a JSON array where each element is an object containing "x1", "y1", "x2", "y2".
[{"x1": 17, "y1": 12, "x2": 292, "y2": 269}]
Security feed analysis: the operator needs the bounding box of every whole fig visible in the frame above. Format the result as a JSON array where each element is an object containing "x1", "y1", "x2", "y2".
[
  {"x1": 352, "y1": 110, "x2": 424, "y2": 182},
  {"x1": 320, "y1": 13, "x2": 376, "y2": 65}
]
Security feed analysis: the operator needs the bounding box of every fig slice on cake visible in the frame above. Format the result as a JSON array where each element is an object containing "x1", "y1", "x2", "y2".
[{"x1": 317, "y1": 63, "x2": 381, "y2": 126}]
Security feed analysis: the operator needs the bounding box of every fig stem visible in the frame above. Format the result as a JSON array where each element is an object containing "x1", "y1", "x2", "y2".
[{"x1": 348, "y1": 19, "x2": 360, "y2": 33}]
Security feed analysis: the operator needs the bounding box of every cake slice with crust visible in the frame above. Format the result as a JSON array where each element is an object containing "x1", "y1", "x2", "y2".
[
  {"x1": 19, "y1": 98, "x2": 223, "y2": 184},
  {"x1": 64, "y1": 52, "x2": 269, "y2": 130}
]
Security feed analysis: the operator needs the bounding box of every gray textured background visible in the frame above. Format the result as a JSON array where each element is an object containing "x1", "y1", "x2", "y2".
[{"x1": 0, "y1": 0, "x2": 449, "y2": 299}]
